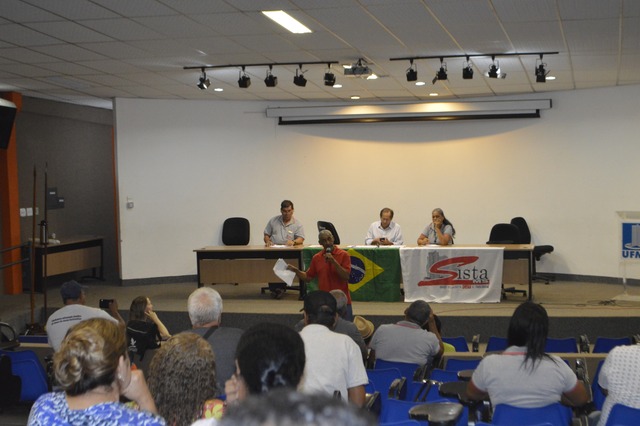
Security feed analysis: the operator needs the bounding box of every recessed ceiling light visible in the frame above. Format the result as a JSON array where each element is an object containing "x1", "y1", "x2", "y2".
[
  {"x1": 333, "y1": 84, "x2": 342, "y2": 88},
  {"x1": 262, "y1": 10, "x2": 312, "y2": 34},
  {"x1": 214, "y1": 87, "x2": 223, "y2": 92},
  {"x1": 429, "y1": 93, "x2": 439, "y2": 96},
  {"x1": 415, "y1": 81, "x2": 426, "y2": 86},
  {"x1": 366, "y1": 73, "x2": 378, "y2": 80},
  {"x1": 350, "y1": 95, "x2": 360, "y2": 100},
  {"x1": 546, "y1": 76, "x2": 556, "y2": 80}
]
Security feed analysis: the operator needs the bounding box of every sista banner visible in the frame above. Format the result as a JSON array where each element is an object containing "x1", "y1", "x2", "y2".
[{"x1": 400, "y1": 247, "x2": 504, "y2": 303}]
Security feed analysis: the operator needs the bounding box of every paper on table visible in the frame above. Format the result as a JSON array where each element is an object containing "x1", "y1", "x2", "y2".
[{"x1": 273, "y1": 258, "x2": 296, "y2": 287}]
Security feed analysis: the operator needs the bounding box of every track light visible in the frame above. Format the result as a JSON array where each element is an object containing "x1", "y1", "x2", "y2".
[
  {"x1": 486, "y1": 56, "x2": 506, "y2": 79},
  {"x1": 406, "y1": 59, "x2": 417, "y2": 82},
  {"x1": 264, "y1": 65, "x2": 278, "y2": 87},
  {"x1": 432, "y1": 58, "x2": 447, "y2": 84},
  {"x1": 535, "y1": 54, "x2": 549, "y2": 83},
  {"x1": 197, "y1": 67, "x2": 210, "y2": 90},
  {"x1": 238, "y1": 66, "x2": 251, "y2": 88},
  {"x1": 324, "y1": 63, "x2": 336, "y2": 86},
  {"x1": 293, "y1": 64, "x2": 307, "y2": 87},
  {"x1": 462, "y1": 56, "x2": 473, "y2": 79}
]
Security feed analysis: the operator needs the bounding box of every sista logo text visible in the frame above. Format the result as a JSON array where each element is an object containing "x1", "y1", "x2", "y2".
[{"x1": 418, "y1": 256, "x2": 490, "y2": 287}]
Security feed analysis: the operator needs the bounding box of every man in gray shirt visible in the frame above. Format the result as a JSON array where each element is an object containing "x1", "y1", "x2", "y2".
[{"x1": 186, "y1": 287, "x2": 243, "y2": 394}]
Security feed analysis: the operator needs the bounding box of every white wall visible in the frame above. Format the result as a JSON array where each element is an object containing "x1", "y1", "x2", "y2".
[{"x1": 114, "y1": 85, "x2": 640, "y2": 281}]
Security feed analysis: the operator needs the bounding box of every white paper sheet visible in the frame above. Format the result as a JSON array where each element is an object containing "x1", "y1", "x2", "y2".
[{"x1": 273, "y1": 258, "x2": 296, "y2": 287}]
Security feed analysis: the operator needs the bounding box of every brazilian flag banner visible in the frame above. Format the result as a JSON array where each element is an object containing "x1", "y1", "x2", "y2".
[{"x1": 301, "y1": 246, "x2": 402, "y2": 302}]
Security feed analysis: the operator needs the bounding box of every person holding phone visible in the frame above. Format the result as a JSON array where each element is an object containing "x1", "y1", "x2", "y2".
[
  {"x1": 365, "y1": 207, "x2": 404, "y2": 246},
  {"x1": 46, "y1": 280, "x2": 124, "y2": 352},
  {"x1": 417, "y1": 208, "x2": 456, "y2": 246}
]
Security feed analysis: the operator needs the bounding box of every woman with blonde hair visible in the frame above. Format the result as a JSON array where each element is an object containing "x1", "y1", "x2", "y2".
[
  {"x1": 148, "y1": 332, "x2": 224, "y2": 426},
  {"x1": 28, "y1": 317, "x2": 163, "y2": 425}
]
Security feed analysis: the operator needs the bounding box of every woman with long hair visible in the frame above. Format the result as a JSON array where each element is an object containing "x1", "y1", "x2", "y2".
[
  {"x1": 466, "y1": 302, "x2": 588, "y2": 408},
  {"x1": 127, "y1": 296, "x2": 171, "y2": 362},
  {"x1": 147, "y1": 332, "x2": 223, "y2": 426},
  {"x1": 417, "y1": 208, "x2": 455, "y2": 245},
  {"x1": 28, "y1": 318, "x2": 163, "y2": 425}
]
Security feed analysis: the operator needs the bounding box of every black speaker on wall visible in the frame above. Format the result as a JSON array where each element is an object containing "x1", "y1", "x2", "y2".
[{"x1": 0, "y1": 99, "x2": 17, "y2": 150}]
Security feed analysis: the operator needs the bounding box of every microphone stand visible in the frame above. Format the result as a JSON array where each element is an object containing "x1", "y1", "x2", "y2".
[{"x1": 26, "y1": 164, "x2": 45, "y2": 335}]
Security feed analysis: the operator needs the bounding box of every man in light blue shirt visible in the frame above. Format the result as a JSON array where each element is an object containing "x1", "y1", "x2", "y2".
[{"x1": 365, "y1": 207, "x2": 404, "y2": 246}]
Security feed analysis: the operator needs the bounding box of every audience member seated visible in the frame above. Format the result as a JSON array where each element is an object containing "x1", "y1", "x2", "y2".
[
  {"x1": 368, "y1": 300, "x2": 444, "y2": 368},
  {"x1": 417, "y1": 208, "x2": 455, "y2": 246},
  {"x1": 148, "y1": 332, "x2": 223, "y2": 426},
  {"x1": 434, "y1": 314, "x2": 456, "y2": 353},
  {"x1": 365, "y1": 207, "x2": 404, "y2": 246},
  {"x1": 28, "y1": 318, "x2": 162, "y2": 425},
  {"x1": 354, "y1": 315, "x2": 375, "y2": 347},
  {"x1": 186, "y1": 287, "x2": 243, "y2": 393},
  {"x1": 46, "y1": 280, "x2": 124, "y2": 352},
  {"x1": 223, "y1": 322, "x2": 305, "y2": 410},
  {"x1": 466, "y1": 301, "x2": 588, "y2": 409},
  {"x1": 295, "y1": 289, "x2": 367, "y2": 363},
  {"x1": 590, "y1": 344, "x2": 640, "y2": 426},
  {"x1": 127, "y1": 296, "x2": 171, "y2": 362},
  {"x1": 298, "y1": 291, "x2": 368, "y2": 406},
  {"x1": 215, "y1": 388, "x2": 376, "y2": 426}
]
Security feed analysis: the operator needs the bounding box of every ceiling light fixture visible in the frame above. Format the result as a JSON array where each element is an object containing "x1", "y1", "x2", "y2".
[
  {"x1": 406, "y1": 59, "x2": 418, "y2": 82},
  {"x1": 432, "y1": 58, "x2": 447, "y2": 84},
  {"x1": 264, "y1": 65, "x2": 278, "y2": 87},
  {"x1": 462, "y1": 56, "x2": 474, "y2": 79},
  {"x1": 197, "y1": 67, "x2": 210, "y2": 90},
  {"x1": 486, "y1": 56, "x2": 506, "y2": 79},
  {"x1": 324, "y1": 63, "x2": 336, "y2": 86},
  {"x1": 238, "y1": 66, "x2": 251, "y2": 88},
  {"x1": 535, "y1": 54, "x2": 549, "y2": 83},
  {"x1": 293, "y1": 64, "x2": 307, "y2": 87},
  {"x1": 261, "y1": 10, "x2": 312, "y2": 34}
]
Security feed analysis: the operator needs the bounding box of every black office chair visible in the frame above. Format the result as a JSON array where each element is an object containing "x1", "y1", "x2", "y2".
[
  {"x1": 510, "y1": 217, "x2": 555, "y2": 284},
  {"x1": 487, "y1": 223, "x2": 527, "y2": 299},
  {"x1": 222, "y1": 217, "x2": 250, "y2": 245},
  {"x1": 317, "y1": 221, "x2": 341, "y2": 244}
]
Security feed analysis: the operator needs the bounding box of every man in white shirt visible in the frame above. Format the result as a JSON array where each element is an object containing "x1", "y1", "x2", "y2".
[
  {"x1": 365, "y1": 207, "x2": 404, "y2": 246},
  {"x1": 46, "y1": 280, "x2": 123, "y2": 351},
  {"x1": 299, "y1": 291, "x2": 368, "y2": 406}
]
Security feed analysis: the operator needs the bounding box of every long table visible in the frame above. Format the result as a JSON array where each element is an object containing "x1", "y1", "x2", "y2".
[
  {"x1": 194, "y1": 245, "x2": 303, "y2": 288},
  {"x1": 302, "y1": 244, "x2": 533, "y2": 303}
]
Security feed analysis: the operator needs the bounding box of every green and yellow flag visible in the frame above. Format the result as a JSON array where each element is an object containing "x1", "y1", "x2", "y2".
[{"x1": 301, "y1": 247, "x2": 402, "y2": 302}]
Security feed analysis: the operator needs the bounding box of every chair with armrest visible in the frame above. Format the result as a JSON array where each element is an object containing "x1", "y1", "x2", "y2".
[
  {"x1": 375, "y1": 359, "x2": 424, "y2": 383},
  {"x1": 591, "y1": 359, "x2": 606, "y2": 411},
  {"x1": 592, "y1": 336, "x2": 632, "y2": 353},
  {"x1": 317, "y1": 221, "x2": 341, "y2": 245},
  {"x1": 510, "y1": 217, "x2": 555, "y2": 284},
  {"x1": 442, "y1": 336, "x2": 469, "y2": 352},
  {"x1": 485, "y1": 336, "x2": 508, "y2": 353},
  {"x1": 545, "y1": 337, "x2": 578, "y2": 353},
  {"x1": 366, "y1": 368, "x2": 405, "y2": 403},
  {"x1": 0, "y1": 349, "x2": 48, "y2": 402},
  {"x1": 491, "y1": 402, "x2": 572, "y2": 426},
  {"x1": 487, "y1": 223, "x2": 527, "y2": 299},
  {"x1": 604, "y1": 403, "x2": 640, "y2": 426}
]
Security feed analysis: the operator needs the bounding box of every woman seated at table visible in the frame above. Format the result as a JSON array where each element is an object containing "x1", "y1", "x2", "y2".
[
  {"x1": 465, "y1": 301, "x2": 588, "y2": 408},
  {"x1": 417, "y1": 208, "x2": 455, "y2": 246},
  {"x1": 28, "y1": 318, "x2": 162, "y2": 425},
  {"x1": 127, "y1": 296, "x2": 171, "y2": 363}
]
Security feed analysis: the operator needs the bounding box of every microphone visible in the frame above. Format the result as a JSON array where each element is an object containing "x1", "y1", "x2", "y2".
[{"x1": 325, "y1": 246, "x2": 333, "y2": 262}]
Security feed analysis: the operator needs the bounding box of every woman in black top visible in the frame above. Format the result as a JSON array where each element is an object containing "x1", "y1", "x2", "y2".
[{"x1": 127, "y1": 296, "x2": 171, "y2": 361}]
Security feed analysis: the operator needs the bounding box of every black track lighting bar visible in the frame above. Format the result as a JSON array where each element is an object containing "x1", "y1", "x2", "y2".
[
  {"x1": 390, "y1": 52, "x2": 558, "y2": 62},
  {"x1": 184, "y1": 61, "x2": 339, "y2": 71}
]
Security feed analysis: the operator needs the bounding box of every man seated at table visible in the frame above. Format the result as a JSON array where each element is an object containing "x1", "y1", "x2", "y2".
[
  {"x1": 367, "y1": 300, "x2": 444, "y2": 369},
  {"x1": 263, "y1": 199, "x2": 305, "y2": 298},
  {"x1": 287, "y1": 230, "x2": 354, "y2": 320},
  {"x1": 365, "y1": 207, "x2": 404, "y2": 246}
]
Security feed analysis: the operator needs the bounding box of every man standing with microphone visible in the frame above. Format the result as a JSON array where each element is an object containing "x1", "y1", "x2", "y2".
[{"x1": 288, "y1": 229, "x2": 354, "y2": 320}]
